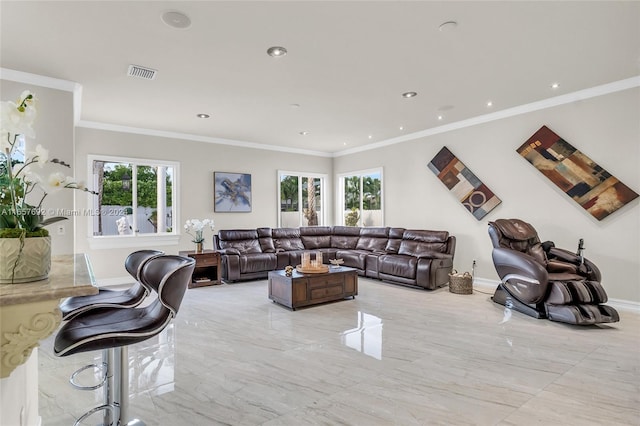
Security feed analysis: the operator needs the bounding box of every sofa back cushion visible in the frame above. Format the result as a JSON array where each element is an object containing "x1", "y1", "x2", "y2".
[
  {"x1": 356, "y1": 227, "x2": 389, "y2": 252},
  {"x1": 300, "y1": 226, "x2": 332, "y2": 249},
  {"x1": 385, "y1": 227, "x2": 406, "y2": 253},
  {"x1": 398, "y1": 230, "x2": 450, "y2": 257},
  {"x1": 273, "y1": 228, "x2": 305, "y2": 251},
  {"x1": 218, "y1": 229, "x2": 262, "y2": 254},
  {"x1": 257, "y1": 227, "x2": 276, "y2": 253},
  {"x1": 331, "y1": 226, "x2": 361, "y2": 249}
]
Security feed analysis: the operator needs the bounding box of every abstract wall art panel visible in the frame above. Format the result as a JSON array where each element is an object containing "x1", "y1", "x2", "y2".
[
  {"x1": 428, "y1": 146, "x2": 502, "y2": 220},
  {"x1": 517, "y1": 125, "x2": 638, "y2": 221},
  {"x1": 214, "y1": 172, "x2": 252, "y2": 212}
]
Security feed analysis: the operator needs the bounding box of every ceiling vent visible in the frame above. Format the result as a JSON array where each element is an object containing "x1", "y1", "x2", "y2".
[{"x1": 127, "y1": 65, "x2": 157, "y2": 80}]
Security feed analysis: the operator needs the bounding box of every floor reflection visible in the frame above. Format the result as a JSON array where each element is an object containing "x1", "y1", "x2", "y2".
[
  {"x1": 341, "y1": 311, "x2": 383, "y2": 360},
  {"x1": 130, "y1": 324, "x2": 176, "y2": 396}
]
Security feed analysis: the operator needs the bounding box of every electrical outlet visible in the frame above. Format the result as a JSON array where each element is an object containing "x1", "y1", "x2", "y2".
[{"x1": 57, "y1": 225, "x2": 65, "y2": 235}]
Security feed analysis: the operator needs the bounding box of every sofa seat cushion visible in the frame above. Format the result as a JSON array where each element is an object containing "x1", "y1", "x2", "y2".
[
  {"x1": 240, "y1": 253, "x2": 276, "y2": 273},
  {"x1": 336, "y1": 249, "x2": 369, "y2": 270},
  {"x1": 378, "y1": 254, "x2": 417, "y2": 279}
]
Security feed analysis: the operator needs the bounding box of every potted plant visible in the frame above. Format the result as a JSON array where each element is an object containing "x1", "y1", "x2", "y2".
[
  {"x1": 1, "y1": 90, "x2": 95, "y2": 283},
  {"x1": 184, "y1": 218, "x2": 214, "y2": 253}
]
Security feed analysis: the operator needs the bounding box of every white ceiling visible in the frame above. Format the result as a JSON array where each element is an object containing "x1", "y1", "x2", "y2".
[{"x1": 1, "y1": 1, "x2": 639, "y2": 155}]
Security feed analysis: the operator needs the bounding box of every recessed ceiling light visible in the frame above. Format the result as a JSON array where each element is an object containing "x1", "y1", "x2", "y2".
[
  {"x1": 399, "y1": 126, "x2": 404, "y2": 131},
  {"x1": 402, "y1": 92, "x2": 417, "y2": 98},
  {"x1": 486, "y1": 101, "x2": 493, "y2": 107},
  {"x1": 343, "y1": 142, "x2": 347, "y2": 146},
  {"x1": 368, "y1": 135, "x2": 373, "y2": 139},
  {"x1": 196, "y1": 113, "x2": 210, "y2": 119},
  {"x1": 299, "y1": 131, "x2": 309, "y2": 136},
  {"x1": 551, "y1": 82, "x2": 560, "y2": 89},
  {"x1": 437, "y1": 115, "x2": 443, "y2": 120},
  {"x1": 267, "y1": 46, "x2": 288, "y2": 57},
  {"x1": 439, "y1": 21, "x2": 458, "y2": 32},
  {"x1": 161, "y1": 10, "x2": 191, "y2": 29}
]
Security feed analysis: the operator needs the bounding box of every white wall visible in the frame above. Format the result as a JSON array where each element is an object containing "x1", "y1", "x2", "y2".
[
  {"x1": 73, "y1": 127, "x2": 333, "y2": 280},
  {"x1": 1, "y1": 80, "x2": 75, "y2": 255},
  {"x1": 334, "y1": 88, "x2": 640, "y2": 302}
]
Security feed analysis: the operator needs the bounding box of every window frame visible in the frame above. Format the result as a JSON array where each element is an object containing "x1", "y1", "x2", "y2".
[
  {"x1": 277, "y1": 170, "x2": 328, "y2": 228},
  {"x1": 87, "y1": 154, "x2": 180, "y2": 250},
  {"x1": 336, "y1": 167, "x2": 384, "y2": 227}
]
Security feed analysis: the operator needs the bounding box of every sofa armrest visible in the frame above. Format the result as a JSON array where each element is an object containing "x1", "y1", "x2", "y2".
[
  {"x1": 414, "y1": 252, "x2": 452, "y2": 260},
  {"x1": 218, "y1": 248, "x2": 240, "y2": 255}
]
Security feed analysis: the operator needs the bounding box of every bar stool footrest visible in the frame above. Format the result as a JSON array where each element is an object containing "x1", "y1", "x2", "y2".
[
  {"x1": 70, "y1": 362, "x2": 108, "y2": 391},
  {"x1": 73, "y1": 403, "x2": 116, "y2": 426}
]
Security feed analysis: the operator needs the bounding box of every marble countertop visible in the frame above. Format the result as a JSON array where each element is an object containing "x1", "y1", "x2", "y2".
[{"x1": 0, "y1": 254, "x2": 98, "y2": 306}]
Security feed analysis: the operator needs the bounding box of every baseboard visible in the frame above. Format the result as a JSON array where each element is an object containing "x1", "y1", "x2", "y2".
[
  {"x1": 607, "y1": 298, "x2": 640, "y2": 314},
  {"x1": 472, "y1": 277, "x2": 640, "y2": 314},
  {"x1": 472, "y1": 277, "x2": 500, "y2": 290}
]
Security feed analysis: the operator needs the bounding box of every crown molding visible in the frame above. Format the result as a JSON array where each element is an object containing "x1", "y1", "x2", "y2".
[
  {"x1": 77, "y1": 120, "x2": 333, "y2": 158},
  {"x1": 333, "y1": 75, "x2": 640, "y2": 157}
]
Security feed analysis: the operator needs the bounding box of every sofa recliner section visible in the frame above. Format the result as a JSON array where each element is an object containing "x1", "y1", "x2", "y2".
[{"x1": 214, "y1": 226, "x2": 455, "y2": 290}]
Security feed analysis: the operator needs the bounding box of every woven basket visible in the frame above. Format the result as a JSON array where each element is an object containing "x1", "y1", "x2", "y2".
[{"x1": 448, "y1": 270, "x2": 473, "y2": 295}]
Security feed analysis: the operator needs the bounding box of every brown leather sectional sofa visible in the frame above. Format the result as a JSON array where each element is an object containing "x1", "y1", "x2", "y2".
[{"x1": 213, "y1": 226, "x2": 456, "y2": 290}]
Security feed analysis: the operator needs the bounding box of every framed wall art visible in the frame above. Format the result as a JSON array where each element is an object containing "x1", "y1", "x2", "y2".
[
  {"x1": 428, "y1": 146, "x2": 502, "y2": 220},
  {"x1": 214, "y1": 172, "x2": 252, "y2": 212},
  {"x1": 517, "y1": 125, "x2": 638, "y2": 220}
]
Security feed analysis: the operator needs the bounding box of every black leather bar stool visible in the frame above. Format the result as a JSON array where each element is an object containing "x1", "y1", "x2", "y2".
[
  {"x1": 59, "y1": 250, "x2": 164, "y2": 321},
  {"x1": 54, "y1": 255, "x2": 195, "y2": 426}
]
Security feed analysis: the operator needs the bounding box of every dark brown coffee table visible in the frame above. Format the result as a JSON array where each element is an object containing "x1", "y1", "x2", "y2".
[{"x1": 268, "y1": 266, "x2": 358, "y2": 310}]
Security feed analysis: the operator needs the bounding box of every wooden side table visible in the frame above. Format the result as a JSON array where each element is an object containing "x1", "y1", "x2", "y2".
[{"x1": 178, "y1": 250, "x2": 222, "y2": 288}]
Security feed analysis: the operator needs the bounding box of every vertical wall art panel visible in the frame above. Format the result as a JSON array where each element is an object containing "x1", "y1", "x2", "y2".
[
  {"x1": 517, "y1": 125, "x2": 638, "y2": 220},
  {"x1": 428, "y1": 147, "x2": 502, "y2": 220}
]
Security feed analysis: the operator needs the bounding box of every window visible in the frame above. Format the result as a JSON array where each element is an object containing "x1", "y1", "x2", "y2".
[
  {"x1": 338, "y1": 168, "x2": 383, "y2": 227},
  {"x1": 278, "y1": 171, "x2": 326, "y2": 227},
  {"x1": 88, "y1": 155, "x2": 179, "y2": 248}
]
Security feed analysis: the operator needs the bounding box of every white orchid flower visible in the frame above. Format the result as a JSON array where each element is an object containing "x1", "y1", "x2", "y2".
[
  {"x1": 0, "y1": 93, "x2": 37, "y2": 138},
  {"x1": 32, "y1": 144, "x2": 49, "y2": 167},
  {"x1": 46, "y1": 172, "x2": 67, "y2": 192},
  {"x1": 22, "y1": 168, "x2": 42, "y2": 185}
]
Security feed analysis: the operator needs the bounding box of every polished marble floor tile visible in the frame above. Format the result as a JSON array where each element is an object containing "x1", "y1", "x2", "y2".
[{"x1": 38, "y1": 279, "x2": 640, "y2": 425}]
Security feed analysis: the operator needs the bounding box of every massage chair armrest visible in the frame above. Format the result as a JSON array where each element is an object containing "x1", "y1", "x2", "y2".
[
  {"x1": 548, "y1": 247, "x2": 601, "y2": 281},
  {"x1": 492, "y1": 248, "x2": 550, "y2": 304},
  {"x1": 492, "y1": 248, "x2": 548, "y2": 284}
]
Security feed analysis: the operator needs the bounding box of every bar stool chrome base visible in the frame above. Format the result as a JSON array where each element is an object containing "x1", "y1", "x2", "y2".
[{"x1": 72, "y1": 347, "x2": 145, "y2": 426}]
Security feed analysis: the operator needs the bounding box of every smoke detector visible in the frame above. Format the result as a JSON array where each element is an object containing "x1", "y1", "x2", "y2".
[{"x1": 127, "y1": 65, "x2": 157, "y2": 80}]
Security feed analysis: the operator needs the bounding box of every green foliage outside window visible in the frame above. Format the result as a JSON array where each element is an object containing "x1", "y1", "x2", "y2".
[{"x1": 101, "y1": 165, "x2": 172, "y2": 207}]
